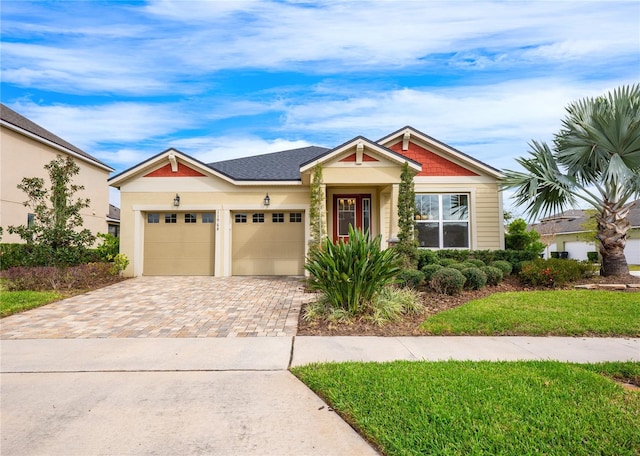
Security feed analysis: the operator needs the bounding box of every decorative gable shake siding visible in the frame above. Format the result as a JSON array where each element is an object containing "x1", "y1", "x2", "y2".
[{"x1": 110, "y1": 127, "x2": 504, "y2": 277}]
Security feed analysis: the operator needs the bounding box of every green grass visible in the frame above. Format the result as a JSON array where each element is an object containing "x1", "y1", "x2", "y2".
[
  {"x1": 292, "y1": 361, "x2": 640, "y2": 456},
  {"x1": 0, "y1": 290, "x2": 62, "y2": 317},
  {"x1": 629, "y1": 264, "x2": 640, "y2": 271},
  {"x1": 421, "y1": 290, "x2": 640, "y2": 336}
]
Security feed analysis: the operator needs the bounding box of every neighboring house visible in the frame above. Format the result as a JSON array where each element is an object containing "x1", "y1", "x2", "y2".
[
  {"x1": 0, "y1": 104, "x2": 114, "y2": 244},
  {"x1": 107, "y1": 204, "x2": 121, "y2": 237},
  {"x1": 109, "y1": 126, "x2": 505, "y2": 277},
  {"x1": 531, "y1": 201, "x2": 640, "y2": 265}
]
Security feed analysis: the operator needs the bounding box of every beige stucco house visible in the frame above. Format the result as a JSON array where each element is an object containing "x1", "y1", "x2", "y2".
[
  {"x1": 110, "y1": 127, "x2": 505, "y2": 277},
  {"x1": 0, "y1": 104, "x2": 114, "y2": 244}
]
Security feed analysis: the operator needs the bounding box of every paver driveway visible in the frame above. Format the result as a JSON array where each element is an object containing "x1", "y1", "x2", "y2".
[{"x1": 0, "y1": 276, "x2": 311, "y2": 339}]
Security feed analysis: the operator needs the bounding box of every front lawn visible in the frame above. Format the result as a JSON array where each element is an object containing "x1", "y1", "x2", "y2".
[
  {"x1": 0, "y1": 290, "x2": 63, "y2": 317},
  {"x1": 420, "y1": 290, "x2": 640, "y2": 336},
  {"x1": 292, "y1": 360, "x2": 640, "y2": 456}
]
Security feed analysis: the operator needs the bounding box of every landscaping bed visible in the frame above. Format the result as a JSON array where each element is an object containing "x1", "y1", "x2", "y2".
[{"x1": 297, "y1": 274, "x2": 640, "y2": 336}]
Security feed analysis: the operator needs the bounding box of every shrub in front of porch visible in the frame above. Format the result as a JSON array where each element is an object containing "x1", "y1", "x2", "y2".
[{"x1": 305, "y1": 226, "x2": 401, "y2": 315}]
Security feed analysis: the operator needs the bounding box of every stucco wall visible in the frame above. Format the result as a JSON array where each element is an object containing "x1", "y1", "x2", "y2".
[{"x1": 0, "y1": 127, "x2": 111, "y2": 243}]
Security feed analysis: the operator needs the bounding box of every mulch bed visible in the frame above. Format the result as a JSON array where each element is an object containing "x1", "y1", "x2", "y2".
[{"x1": 296, "y1": 274, "x2": 640, "y2": 337}]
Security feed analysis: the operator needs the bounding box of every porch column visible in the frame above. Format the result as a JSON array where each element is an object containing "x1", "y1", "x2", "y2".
[
  {"x1": 320, "y1": 184, "x2": 328, "y2": 239},
  {"x1": 390, "y1": 183, "x2": 399, "y2": 240}
]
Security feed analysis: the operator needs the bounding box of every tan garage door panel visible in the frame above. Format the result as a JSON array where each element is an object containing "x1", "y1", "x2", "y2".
[
  {"x1": 232, "y1": 212, "x2": 304, "y2": 276},
  {"x1": 144, "y1": 212, "x2": 215, "y2": 276}
]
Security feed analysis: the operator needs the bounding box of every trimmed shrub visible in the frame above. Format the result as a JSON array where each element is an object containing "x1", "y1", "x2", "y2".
[
  {"x1": 1, "y1": 263, "x2": 123, "y2": 291},
  {"x1": 437, "y1": 249, "x2": 470, "y2": 262},
  {"x1": 482, "y1": 266, "x2": 504, "y2": 286},
  {"x1": 396, "y1": 269, "x2": 425, "y2": 289},
  {"x1": 305, "y1": 226, "x2": 401, "y2": 314},
  {"x1": 0, "y1": 243, "x2": 32, "y2": 270},
  {"x1": 466, "y1": 259, "x2": 486, "y2": 268},
  {"x1": 489, "y1": 260, "x2": 513, "y2": 276},
  {"x1": 438, "y1": 258, "x2": 458, "y2": 267},
  {"x1": 417, "y1": 249, "x2": 439, "y2": 269},
  {"x1": 461, "y1": 267, "x2": 487, "y2": 290},
  {"x1": 430, "y1": 267, "x2": 466, "y2": 295},
  {"x1": 421, "y1": 263, "x2": 444, "y2": 282},
  {"x1": 448, "y1": 262, "x2": 468, "y2": 271},
  {"x1": 587, "y1": 251, "x2": 599, "y2": 263},
  {"x1": 518, "y1": 258, "x2": 595, "y2": 287},
  {"x1": 470, "y1": 250, "x2": 497, "y2": 264}
]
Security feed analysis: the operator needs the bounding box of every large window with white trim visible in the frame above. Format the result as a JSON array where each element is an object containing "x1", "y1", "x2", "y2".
[{"x1": 415, "y1": 194, "x2": 469, "y2": 248}]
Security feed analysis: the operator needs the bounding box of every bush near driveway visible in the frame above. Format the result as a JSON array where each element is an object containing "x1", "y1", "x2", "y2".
[
  {"x1": 1, "y1": 263, "x2": 124, "y2": 292},
  {"x1": 305, "y1": 226, "x2": 401, "y2": 315}
]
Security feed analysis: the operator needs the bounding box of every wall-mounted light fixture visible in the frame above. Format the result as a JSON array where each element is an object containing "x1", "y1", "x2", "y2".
[
  {"x1": 264, "y1": 193, "x2": 270, "y2": 207},
  {"x1": 173, "y1": 194, "x2": 181, "y2": 207}
]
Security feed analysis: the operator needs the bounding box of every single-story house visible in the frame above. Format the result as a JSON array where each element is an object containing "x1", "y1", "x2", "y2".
[
  {"x1": 109, "y1": 126, "x2": 505, "y2": 277},
  {"x1": 0, "y1": 104, "x2": 114, "y2": 243},
  {"x1": 531, "y1": 202, "x2": 640, "y2": 265}
]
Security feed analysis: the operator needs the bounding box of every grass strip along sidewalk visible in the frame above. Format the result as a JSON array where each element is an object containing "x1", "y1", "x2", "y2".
[
  {"x1": 0, "y1": 290, "x2": 63, "y2": 317},
  {"x1": 421, "y1": 290, "x2": 640, "y2": 336},
  {"x1": 292, "y1": 361, "x2": 640, "y2": 456}
]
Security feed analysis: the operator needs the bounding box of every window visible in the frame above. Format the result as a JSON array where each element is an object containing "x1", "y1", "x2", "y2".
[
  {"x1": 202, "y1": 213, "x2": 214, "y2": 224},
  {"x1": 272, "y1": 213, "x2": 284, "y2": 223},
  {"x1": 147, "y1": 213, "x2": 160, "y2": 224},
  {"x1": 235, "y1": 213, "x2": 247, "y2": 223},
  {"x1": 252, "y1": 213, "x2": 264, "y2": 223},
  {"x1": 290, "y1": 212, "x2": 302, "y2": 223},
  {"x1": 164, "y1": 213, "x2": 177, "y2": 224},
  {"x1": 185, "y1": 213, "x2": 197, "y2": 223},
  {"x1": 415, "y1": 194, "x2": 469, "y2": 248},
  {"x1": 27, "y1": 213, "x2": 35, "y2": 228}
]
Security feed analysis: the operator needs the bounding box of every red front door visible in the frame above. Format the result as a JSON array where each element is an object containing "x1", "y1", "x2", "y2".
[{"x1": 333, "y1": 194, "x2": 371, "y2": 242}]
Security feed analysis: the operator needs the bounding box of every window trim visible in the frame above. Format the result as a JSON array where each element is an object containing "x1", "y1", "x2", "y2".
[{"x1": 415, "y1": 193, "x2": 470, "y2": 249}]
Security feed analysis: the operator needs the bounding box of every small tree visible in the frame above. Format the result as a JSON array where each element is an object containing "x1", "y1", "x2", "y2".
[
  {"x1": 308, "y1": 163, "x2": 325, "y2": 252},
  {"x1": 505, "y1": 218, "x2": 545, "y2": 254},
  {"x1": 395, "y1": 162, "x2": 418, "y2": 268},
  {"x1": 8, "y1": 155, "x2": 95, "y2": 267}
]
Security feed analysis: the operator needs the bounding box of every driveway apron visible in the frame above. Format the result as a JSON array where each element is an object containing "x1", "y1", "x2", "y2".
[{"x1": 0, "y1": 276, "x2": 310, "y2": 339}]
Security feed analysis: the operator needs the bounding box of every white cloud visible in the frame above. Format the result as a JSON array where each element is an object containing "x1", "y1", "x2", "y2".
[
  {"x1": 9, "y1": 101, "x2": 194, "y2": 150},
  {"x1": 167, "y1": 135, "x2": 314, "y2": 163},
  {"x1": 2, "y1": 1, "x2": 637, "y2": 94}
]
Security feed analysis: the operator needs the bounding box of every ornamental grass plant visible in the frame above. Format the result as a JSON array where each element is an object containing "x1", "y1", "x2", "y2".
[{"x1": 305, "y1": 226, "x2": 401, "y2": 315}]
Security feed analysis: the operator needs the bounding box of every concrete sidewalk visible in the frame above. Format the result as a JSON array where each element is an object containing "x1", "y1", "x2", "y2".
[{"x1": 2, "y1": 336, "x2": 638, "y2": 455}]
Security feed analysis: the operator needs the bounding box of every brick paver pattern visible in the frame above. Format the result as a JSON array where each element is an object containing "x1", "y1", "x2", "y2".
[{"x1": 1, "y1": 276, "x2": 312, "y2": 339}]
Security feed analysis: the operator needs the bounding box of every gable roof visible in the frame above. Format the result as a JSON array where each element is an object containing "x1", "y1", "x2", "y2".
[
  {"x1": 209, "y1": 146, "x2": 330, "y2": 181},
  {"x1": 299, "y1": 135, "x2": 421, "y2": 172},
  {"x1": 0, "y1": 103, "x2": 113, "y2": 172},
  {"x1": 378, "y1": 126, "x2": 503, "y2": 178}
]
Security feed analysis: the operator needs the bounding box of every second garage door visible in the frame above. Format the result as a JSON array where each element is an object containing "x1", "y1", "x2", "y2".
[
  {"x1": 144, "y1": 212, "x2": 215, "y2": 276},
  {"x1": 232, "y1": 211, "x2": 305, "y2": 275}
]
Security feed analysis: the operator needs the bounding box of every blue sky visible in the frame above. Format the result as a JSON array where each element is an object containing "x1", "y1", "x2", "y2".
[{"x1": 2, "y1": 0, "x2": 639, "y2": 213}]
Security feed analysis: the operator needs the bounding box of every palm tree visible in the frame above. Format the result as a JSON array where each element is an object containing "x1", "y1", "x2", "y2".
[{"x1": 502, "y1": 85, "x2": 640, "y2": 276}]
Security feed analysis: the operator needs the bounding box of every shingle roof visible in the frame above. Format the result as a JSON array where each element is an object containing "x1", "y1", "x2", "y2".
[
  {"x1": 208, "y1": 146, "x2": 330, "y2": 181},
  {"x1": 0, "y1": 103, "x2": 112, "y2": 170},
  {"x1": 531, "y1": 201, "x2": 640, "y2": 235}
]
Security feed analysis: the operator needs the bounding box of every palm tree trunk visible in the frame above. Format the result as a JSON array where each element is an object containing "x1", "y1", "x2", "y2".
[{"x1": 596, "y1": 205, "x2": 631, "y2": 276}]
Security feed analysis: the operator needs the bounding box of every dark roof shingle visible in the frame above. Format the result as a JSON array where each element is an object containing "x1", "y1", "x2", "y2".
[{"x1": 208, "y1": 146, "x2": 330, "y2": 181}]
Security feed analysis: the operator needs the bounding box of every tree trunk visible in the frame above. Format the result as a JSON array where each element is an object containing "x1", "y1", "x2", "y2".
[{"x1": 596, "y1": 203, "x2": 631, "y2": 276}]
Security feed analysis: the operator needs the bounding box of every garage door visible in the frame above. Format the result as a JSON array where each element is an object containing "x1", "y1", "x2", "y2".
[
  {"x1": 144, "y1": 212, "x2": 215, "y2": 276},
  {"x1": 232, "y1": 211, "x2": 305, "y2": 275}
]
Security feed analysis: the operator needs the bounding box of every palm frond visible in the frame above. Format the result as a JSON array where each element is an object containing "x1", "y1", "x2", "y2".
[
  {"x1": 501, "y1": 141, "x2": 577, "y2": 219},
  {"x1": 555, "y1": 84, "x2": 640, "y2": 186}
]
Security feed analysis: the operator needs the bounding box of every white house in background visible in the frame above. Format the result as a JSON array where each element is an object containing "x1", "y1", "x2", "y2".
[{"x1": 531, "y1": 201, "x2": 640, "y2": 265}]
